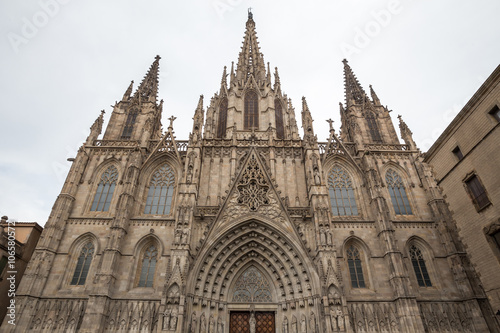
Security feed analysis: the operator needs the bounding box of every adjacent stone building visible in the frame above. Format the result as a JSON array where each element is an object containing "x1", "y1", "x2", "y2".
[
  {"x1": 3, "y1": 13, "x2": 499, "y2": 332},
  {"x1": 0, "y1": 217, "x2": 42, "y2": 325},
  {"x1": 424, "y1": 64, "x2": 500, "y2": 320}
]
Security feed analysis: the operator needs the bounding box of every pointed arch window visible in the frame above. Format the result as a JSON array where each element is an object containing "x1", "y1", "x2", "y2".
[
  {"x1": 144, "y1": 164, "x2": 175, "y2": 215},
  {"x1": 217, "y1": 98, "x2": 228, "y2": 138},
  {"x1": 386, "y1": 169, "x2": 412, "y2": 215},
  {"x1": 70, "y1": 242, "x2": 94, "y2": 285},
  {"x1": 121, "y1": 110, "x2": 138, "y2": 139},
  {"x1": 328, "y1": 166, "x2": 358, "y2": 216},
  {"x1": 366, "y1": 112, "x2": 382, "y2": 143},
  {"x1": 91, "y1": 166, "x2": 118, "y2": 212},
  {"x1": 232, "y1": 266, "x2": 273, "y2": 302},
  {"x1": 275, "y1": 99, "x2": 284, "y2": 139},
  {"x1": 347, "y1": 245, "x2": 366, "y2": 288},
  {"x1": 138, "y1": 244, "x2": 157, "y2": 287},
  {"x1": 409, "y1": 245, "x2": 432, "y2": 287},
  {"x1": 244, "y1": 91, "x2": 259, "y2": 130}
]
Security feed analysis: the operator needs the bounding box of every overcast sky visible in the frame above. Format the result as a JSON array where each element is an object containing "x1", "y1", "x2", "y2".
[{"x1": 1, "y1": 0, "x2": 499, "y2": 225}]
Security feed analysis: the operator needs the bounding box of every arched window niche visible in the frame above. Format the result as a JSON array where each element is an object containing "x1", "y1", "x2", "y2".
[
  {"x1": 231, "y1": 265, "x2": 274, "y2": 303},
  {"x1": 144, "y1": 163, "x2": 175, "y2": 215},
  {"x1": 244, "y1": 90, "x2": 259, "y2": 130},
  {"x1": 327, "y1": 165, "x2": 359, "y2": 216},
  {"x1": 385, "y1": 168, "x2": 413, "y2": 215},
  {"x1": 217, "y1": 98, "x2": 228, "y2": 138},
  {"x1": 91, "y1": 165, "x2": 119, "y2": 212}
]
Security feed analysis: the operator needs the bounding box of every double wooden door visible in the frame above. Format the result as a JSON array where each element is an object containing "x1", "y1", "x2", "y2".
[{"x1": 229, "y1": 312, "x2": 275, "y2": 333}]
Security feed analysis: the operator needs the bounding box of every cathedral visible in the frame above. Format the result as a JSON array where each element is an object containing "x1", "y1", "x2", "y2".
[{"x1": 4, "y1": 12, "x2": 499, "y2": 333}]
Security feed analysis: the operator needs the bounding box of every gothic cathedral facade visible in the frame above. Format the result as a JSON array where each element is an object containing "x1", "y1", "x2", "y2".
[{"x1": 4, "y1": 13, "x2": 499, "y2": 333}]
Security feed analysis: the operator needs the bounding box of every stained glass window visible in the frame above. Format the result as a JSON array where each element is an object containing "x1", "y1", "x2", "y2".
[
  {"x1": 328, "y1": 166, "x2": 358, "y2": 216},
  {"x1": 217, "y1": 98, "x2": 228, "y2": 138},
  {"x1": 347, "y1": 245, "x2": 365, "y2": 288},
  {"x1": 138, "y1": 245, "x2": 157, "y2": 287},
  {"x1": 71, "y1": 242, "x2": 94, "y2": 285},
  {"x1": 121, "y1": 110, "x2": 138, "y2": 139},
  {"x1": 232, "y1": 266, "x2": 272, "y2": 302},
  {"x1": 386, "y1": 169, "x2": 412, "y2": 215},
  {"x1": 244, "y1": 91, "x2": 259, "y2": 130},
  {"x1": 275, "y1": 99, "x2": 284, "y2": 139},
  {"x1": 91, "y1": 166, "x2": 118, "y2": 212},
  {"x1": 409, "y1": 245, "x2": 432, "y2": 287},
  {"x1": 144, "y1": 164, "x2": 175, "y2": 215},
  {"x1": 366, "y1": 112, "x2": 382, "y2": 143}
]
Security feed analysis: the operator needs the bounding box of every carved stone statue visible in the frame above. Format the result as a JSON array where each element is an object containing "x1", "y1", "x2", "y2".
[
  {"x1": 300, "y1": 316, "x2": 307, "y2": 333},
  {"x1": 190, "y1": 312, "x2": 197, "y2": 333},
  {"x1": 181, "y1": 228, "x2": 190, "y2": 244},
  {"x1": 330, "y1": 308, "x2": 337, "y2": 332},
  {"x1": 313, "y1": 167, "x2": 321, "y2": 185},
  {"x1": 200, "y1": 312, "x2": 206, "y2": 333},
  {"x1": 283, "y1": 316, "x2": 289, "y2": 333},
  {"x1": 310, "y1": 312, "x2": 316, "y2": 332},
  {"x1": 170, "y1": 307, "x2": 178, "y2": 330},
  {"x1": 320, "y1": 228, "x2": 326, "y2": 245},
  {"x1": 249, "y1": 312, "x2": 256, "y2": 333},
  {"x1": 326, "y1": 226, "x2": 333, "y2": 245},
  {"x1": 162, "y1": 308, "x2": 171, "y2": 330},
  {"x1": 337, "y1": 309, "x2": 344, "y2": 331},
  {"x1": 174, "y1": 229, "x2": 181, "y2": 244},
  {"x1": 217, "y1": 317, "x2": 223, "y2": 333},
  {"x1": 208, "y1": 315, "x2": 215, "y2": 333}
]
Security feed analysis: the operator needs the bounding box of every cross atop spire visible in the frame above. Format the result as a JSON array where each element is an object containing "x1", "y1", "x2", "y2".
[
  {"x1": 248, "y1": 7, "x2": 253, "y2": 19},
  {"x1": 133, "y1": 55, "x2": 161, "y2": 103},
  {"x1": 342, "y1": 59, "x2": 367, "y2": 107}
]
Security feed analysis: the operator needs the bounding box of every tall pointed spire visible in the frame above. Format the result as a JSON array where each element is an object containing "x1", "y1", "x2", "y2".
[
  {"x1": 235, "y1": 10, "x2": 266, "y2": 84},
  {"x1": 220, "y1": 66, "x2": 227, "y2": 93},
  {"x1": 274, "y1": 67, "x2": 281, "y2": 91},
  {"x1": 191, "y1": 95, "x2": 204, "y2": 145},
  {"x1": 122, "y1": 80, "x2": 134, "y2": 101},
  {"x1": 133, "y1": 55, "x2": 160, "y2": 103},
  {"x1": 369, "y1": 84, "x2": 381, "y2": 105},
  {"x1": 301, "y1": 96, "x2": 315, "y2": 137},
  {"x1": 398, "y1": 115, "x2": 417, "y2": 150},
  {"x1": 342, "y1": 59, "x2": 367, "y2": 106}
]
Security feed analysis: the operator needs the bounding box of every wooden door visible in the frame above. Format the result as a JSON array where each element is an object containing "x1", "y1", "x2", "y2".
[
  {"x1": 255, "y1": 312, "x2": 275, "y2": 333},
  {"x1": 230, "y1": 312, "x2": 250, "y2": 333},
  {"x1": 230, "y1": 312, "x2": 275, "y2": 333}
]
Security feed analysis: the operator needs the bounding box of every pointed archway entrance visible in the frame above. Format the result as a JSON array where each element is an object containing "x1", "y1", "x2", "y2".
[{"x1": 228, "y1": 265, "x2": 276, "y2": 333}]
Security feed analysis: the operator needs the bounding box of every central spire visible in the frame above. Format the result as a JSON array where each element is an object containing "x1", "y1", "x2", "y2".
[{"x1": 235, "y1": 10, "x2": 266, "y2": 84}]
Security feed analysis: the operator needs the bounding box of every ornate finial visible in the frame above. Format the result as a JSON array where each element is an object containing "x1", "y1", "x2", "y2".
[
  {"x1": 168, "y1": 115, "x2": 177, "y2": 129},
  {"x1": 248, "y1": 7, "x2": 253, "y2": 19},
  {"x1": 155, "y1": 55, "x2": 161, "y2": 61},
  {"x1": 326, "y1": 119, "x2": 334, "y2": 131}
]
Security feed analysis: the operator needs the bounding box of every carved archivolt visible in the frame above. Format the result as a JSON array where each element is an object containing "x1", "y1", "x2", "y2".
[{"x1": 188, "y1": 220, "x2": 318, "y2": 307}]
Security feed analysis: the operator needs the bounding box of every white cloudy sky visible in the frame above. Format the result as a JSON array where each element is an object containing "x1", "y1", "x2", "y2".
[{"x1": 0, "y1": 0, "x2": 499, "y2": 225}]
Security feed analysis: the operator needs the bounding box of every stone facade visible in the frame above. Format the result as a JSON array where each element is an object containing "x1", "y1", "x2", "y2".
[
  {"x1": 424, "y1": 65, "x2": 500, "y2": 322},
  {"x1": 2, "y1": 13, "x2": 499, "y2": 333}
]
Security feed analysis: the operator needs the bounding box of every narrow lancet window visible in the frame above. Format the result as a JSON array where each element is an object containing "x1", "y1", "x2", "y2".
[
  {"x1": 121, "y1": 110, "x2": 138, "y2": 139},
  {"x1": 71, "y1": 242, "x2": 94, "y2": 285},
  {"x1": 217, "y1": 98, "x2": 228, "y2": 138},
  {"x1": 409, "y1": 245, "x2": 432, "y2": 287},
  {"x1": 144, "y1": 164, "x2": 175, "y2": 215},
  {"x1": 386, "y1": 169, "x2": 412, "y2": 215},
  {"x1": 138, "y1": 245, "x2": 157, "y2": 287},
  {"x1": 244, "y1": 91, "x2": 259, "y2": 130},
  {"x1": 366, "y1": 112, "x2": 382, "y2": 143},
  {"x1": 328, "y1": 166, "x2": 358, "y2": 216},
  {"x1": 275, "y1": 99, "x2": 284, "y2": 139},
  {"x1": 347, "y1": 245, "x2": 366, "y2": 288},
  {"x1": 91, "y1": 166, "x2": 118, "y2": 212}
]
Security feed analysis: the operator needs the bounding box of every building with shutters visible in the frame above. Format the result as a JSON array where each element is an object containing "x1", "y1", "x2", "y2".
[{"x1": 3, "y1": 11, "x2": 499, "y2": 333}]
